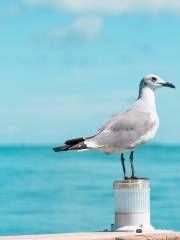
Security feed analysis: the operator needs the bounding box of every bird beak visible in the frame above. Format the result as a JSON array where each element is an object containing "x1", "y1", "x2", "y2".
[{"x1": 161, "y1": 82, "x2": 176, "y2": 88}]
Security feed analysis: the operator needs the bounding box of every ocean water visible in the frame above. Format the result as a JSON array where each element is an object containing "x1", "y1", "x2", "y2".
[{"x1": 0, "y1": 144, "x2": 179, "y2": 236}]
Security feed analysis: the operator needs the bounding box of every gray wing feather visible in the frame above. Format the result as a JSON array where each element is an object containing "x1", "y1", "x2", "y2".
[{"x1": 91, "y1": 102, "x2": 155, "y2": 149}]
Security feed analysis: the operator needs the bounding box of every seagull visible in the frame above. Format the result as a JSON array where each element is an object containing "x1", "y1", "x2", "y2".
[{"x1": 53, "y1": 74, "x2": 175, "y2": 179}]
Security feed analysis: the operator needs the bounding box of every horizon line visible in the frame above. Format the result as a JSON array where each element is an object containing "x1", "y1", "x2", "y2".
[{"x1": 0, "y1": 142, "x2": 178, "y2": 147}]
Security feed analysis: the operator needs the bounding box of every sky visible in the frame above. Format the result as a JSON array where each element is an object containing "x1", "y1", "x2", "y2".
[{"x1": 0, "y1": 0, "x2": 180, "y2": 145}]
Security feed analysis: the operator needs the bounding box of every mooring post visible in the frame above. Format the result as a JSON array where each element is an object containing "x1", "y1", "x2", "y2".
[{"x1": 111, "y1": 179, "x2": 154, "y2": 232}]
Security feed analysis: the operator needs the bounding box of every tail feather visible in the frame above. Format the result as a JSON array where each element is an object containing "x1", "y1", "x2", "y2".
[
  {"x1": 68, "y1": 142, "x2": 87, "y2": 151},
  {"x1": 53, "y1": 137, "x2": 87, "y2": 152}
]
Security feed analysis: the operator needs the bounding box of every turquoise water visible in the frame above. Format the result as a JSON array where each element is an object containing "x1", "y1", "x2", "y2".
[{"x1": 0, "y1": 144, "x2": 179, "y2": 235}]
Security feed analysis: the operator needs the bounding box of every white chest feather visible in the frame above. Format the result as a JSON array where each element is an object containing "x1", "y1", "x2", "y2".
[{"x1": 134, "y1": 87, "x2": 159, "y2": 146}]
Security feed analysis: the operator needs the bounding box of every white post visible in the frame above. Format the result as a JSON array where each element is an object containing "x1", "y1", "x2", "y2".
[{"x1": 112, "y1": 179, "x2": 153, "y2": 232}]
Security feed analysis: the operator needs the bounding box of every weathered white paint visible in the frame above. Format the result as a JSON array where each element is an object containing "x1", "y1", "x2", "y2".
[{"x1": 112, "y1": 179, "x2": 153, "y2": 231}]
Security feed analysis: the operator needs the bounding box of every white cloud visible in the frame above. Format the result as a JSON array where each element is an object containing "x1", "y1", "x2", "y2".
[
  {"x1": 6, "y1": 4, "x2": 21, "y2": 16},
  {"x1": 25, "y1": 90, "x2": 135, "y2": 118},
  {"x1": 74, "y1": 16, "x2": 102, "y2": 39},
  {"x1": 46, "y1": 16, "x2": 102, "y2": 42},
  {"x1": 22, "y1": 0, "x2": 180, "y2": 14},
  {"x1": 0, "y1": 4, "x2": 22, "y2": 20}
]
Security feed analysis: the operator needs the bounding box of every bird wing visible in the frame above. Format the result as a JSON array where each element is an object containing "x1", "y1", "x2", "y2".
[{"x1": 87, "y1": 102, "x2": 156, "y2": 149}]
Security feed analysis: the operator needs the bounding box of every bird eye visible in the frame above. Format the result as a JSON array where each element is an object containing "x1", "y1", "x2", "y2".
[{"x1": 151, "y1": 77, "x2": 157, "y2": 82}]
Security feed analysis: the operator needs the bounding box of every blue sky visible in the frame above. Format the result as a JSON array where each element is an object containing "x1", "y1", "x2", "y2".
[{"x1": 0, "y1": 0, "x2": 180, "y2": 144}]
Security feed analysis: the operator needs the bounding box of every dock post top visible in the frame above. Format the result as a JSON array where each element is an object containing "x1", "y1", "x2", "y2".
[
  {"x1": 113, "y1": 179, "x2": 150, "y2": 189},
  {"x1": 112, "y1": 178, "x2": 152, "y2": 231}
]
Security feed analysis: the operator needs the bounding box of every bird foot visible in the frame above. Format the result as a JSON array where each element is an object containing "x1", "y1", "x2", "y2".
[
  {"x1": 131, "y1": 176, "x2": 149, "y2": 180},
  {"x1": 131, "y1": 176, "x2": 139, "y2": 180},
  {"x1": 124, "y1": 176, "x2": 131, "y2": 180}
]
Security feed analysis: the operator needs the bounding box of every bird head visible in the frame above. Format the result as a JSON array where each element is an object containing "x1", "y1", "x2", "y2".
[{"x1": 141, "y1": 74, "x2": 176, "y2": 90}]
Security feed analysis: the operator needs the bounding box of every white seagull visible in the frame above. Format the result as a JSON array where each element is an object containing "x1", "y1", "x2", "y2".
[{"x1": 53, "y1": 74, "x2": 175, "y2": 179}]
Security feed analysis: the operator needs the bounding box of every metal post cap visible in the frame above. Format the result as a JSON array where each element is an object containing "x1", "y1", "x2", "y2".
[{"x1": 113, "y1": 179, "x2": 150, "y2": 189}]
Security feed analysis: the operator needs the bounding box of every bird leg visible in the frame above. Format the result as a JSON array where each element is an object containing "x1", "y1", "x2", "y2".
[
  {"x1": 130, "y1": 151, "x2": 140, "y2": 179},
  {"x1": 121, "y1": 154, "x2": 129, "y2": 180},
  {"x1": 129, "y1": 152, "x2": 149, "y2": 180}
]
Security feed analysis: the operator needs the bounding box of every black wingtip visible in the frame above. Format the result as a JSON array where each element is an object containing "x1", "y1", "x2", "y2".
[
  {"x1": 53, "y1": 145, "x2": 69, "y2": 152},
  {"x1": 53, "y1": 147, "x2": 59, "y2": 152},
  {"x1": 65, "y1": 137, "x2": 84, "y2": 146}
]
